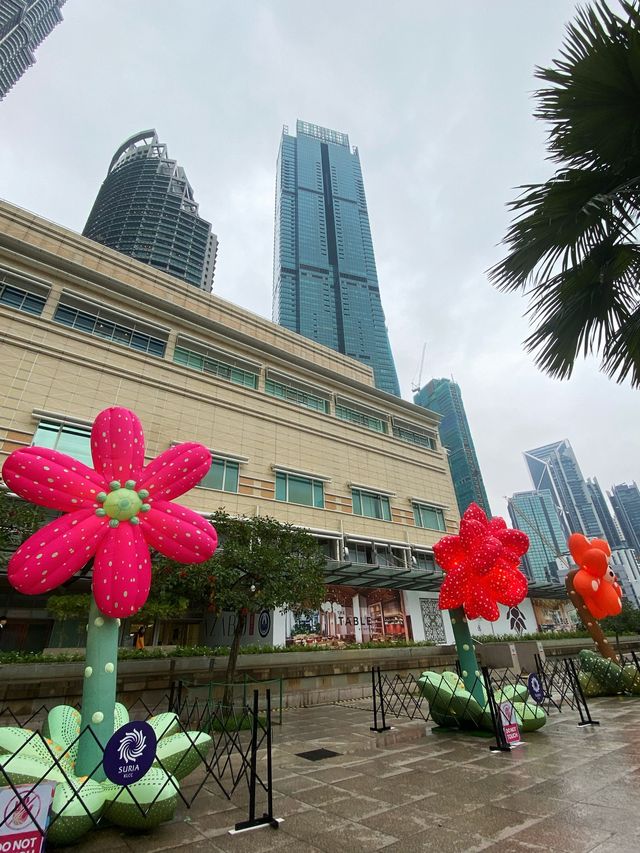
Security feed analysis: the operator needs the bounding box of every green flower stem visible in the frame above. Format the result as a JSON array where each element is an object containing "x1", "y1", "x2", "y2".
[
  {"x1": 75, "y1": 595, "x2": 118, "y2": 780},
  {"x1": 449, "y1": 607, "x2": 485, "y2": 706}
]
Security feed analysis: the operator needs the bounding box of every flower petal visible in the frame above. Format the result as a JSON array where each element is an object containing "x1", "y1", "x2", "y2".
[
  {"x1": 433, "y1": 535, "x2": 467, "y2": 572},
  {"x1": 438, "y1": 568, "x2": 467, "y2": 610},
  {"x1": 7, "y1": 510, "x2": 108, "y2": 595},
  {"x1": 464, "y1": 581, "x2": 500, "y2": 621},
  {"x1": 91, "y1": 408, "x2": 145, "y2": 483},
  {"x1": 487, "y1": 565, "x2": 529, "y2": 608},
  {"x1": 2, "y1": 447, "x2": 107, "y2": 511},
  {"x1": 93, "y1": 524, "x2": 151, "y2": 618},
  {"x1": 137, "y1": 443, "x2": 212, "y2": 501},
  {"x1": 140, "y1": 499, "x2": 218, "y2": 563}
]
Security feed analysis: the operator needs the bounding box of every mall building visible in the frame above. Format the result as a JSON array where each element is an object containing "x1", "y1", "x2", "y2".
[{"x1": 0, "y1": 200, "x2": 566, "y2": 651}]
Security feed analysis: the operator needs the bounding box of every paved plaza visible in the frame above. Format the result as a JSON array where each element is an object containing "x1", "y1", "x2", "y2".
[{"x1": 71, "y1": 696, "x2": 640, "y2": 852}]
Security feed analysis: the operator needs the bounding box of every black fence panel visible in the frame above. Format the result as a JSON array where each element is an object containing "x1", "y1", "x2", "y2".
[{"x1": 0, "y1": 688, "x2": 278, "y2": 844}]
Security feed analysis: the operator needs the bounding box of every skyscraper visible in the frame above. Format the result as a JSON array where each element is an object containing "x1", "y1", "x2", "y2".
[
  {"x1": 0, "y1": 0, "x2": 65, "y2": 100},
  {"x1": 524, "y1": 440, "x2": 603, "y2": 540},
  {"x1": 609, "y1": 482, "x2": 640, "y2": 554},
  {"x1": 586, "y1": 478, "x2": 624, "y2": 547},
  {"x1": 414, "y1": 378, "x2": 491, "y2": 517},
  {"x1": 83, "y1": 130, "x2": 217, "y2": 292},
  {"x1": 508, "y1": 490, "x2": 567, "y2": 583},
  {"x1": 272, "y1": 120, "x2": 400, "y2": 396}
]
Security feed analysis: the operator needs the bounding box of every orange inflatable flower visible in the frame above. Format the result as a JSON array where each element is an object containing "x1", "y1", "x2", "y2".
[{"x1": 569, "y1": 533, "x2": 622, "y2": 620}]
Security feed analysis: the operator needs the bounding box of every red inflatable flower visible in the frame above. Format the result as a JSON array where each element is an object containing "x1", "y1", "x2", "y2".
[
  {"x1": 435, "y1": 503, "x2": 529, "y2": 621},
  {"x1": 2, "y1": 407, "x2": 218, "y2": 618}
]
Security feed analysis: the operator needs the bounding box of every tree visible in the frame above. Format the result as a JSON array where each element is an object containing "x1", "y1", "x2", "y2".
[
  {"x1": 0, "y1": 488, "x2": 47, "y2": 567},
  {"x1": 207, "y1": 511, "x2": 326, "y2": 708},
  {"x1": 489, "y1": 1, "x2": 640, "y2": 387},
  {"x1": 601, "y1": 600, "x2": 640, "y2": 635}
]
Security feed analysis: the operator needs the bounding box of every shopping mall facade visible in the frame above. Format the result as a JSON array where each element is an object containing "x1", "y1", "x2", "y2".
[{"x1": 0, "y1": 201, "x2": 570, "y2": 652}]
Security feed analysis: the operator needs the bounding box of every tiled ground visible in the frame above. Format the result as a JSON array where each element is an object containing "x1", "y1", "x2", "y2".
[{"x1": 69, "y1": 696, "x2": 640, "y2": 852}]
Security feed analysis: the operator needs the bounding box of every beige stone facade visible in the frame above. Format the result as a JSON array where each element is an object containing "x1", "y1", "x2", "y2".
[{"x1": 1, "y1": 200, "x2": 500, "y2": 649}]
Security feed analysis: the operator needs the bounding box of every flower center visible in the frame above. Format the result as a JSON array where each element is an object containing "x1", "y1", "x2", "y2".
[{"x1": 103, "y1": 488, "x2": 142, "y2": 521}]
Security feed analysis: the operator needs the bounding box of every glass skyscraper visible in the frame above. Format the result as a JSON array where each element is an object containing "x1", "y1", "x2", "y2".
[
  {"x1": 508, "y1": 490, "x2": 566, "y2": 583},
  {"x1": 586, "y1": 478, "x2": 624, "y2": 548},
  {"x1": 272, "y1": 120, "x2": 400, "y2": 396},
  {"x1": 0, "y1": 0, "x2": 65, "y2": 100},
  {"x1": 83, "y1": 130, "x2": 217, "y2": 292},
  {"x1": 524, "y1": 440, "x2": 603, "y2": 540},
  {"x1": 609, "y1": 482, "x2": 640, "y2": 554},
  {"x1": 414, "y1": 378, "x2": 491, "y2": 517}
]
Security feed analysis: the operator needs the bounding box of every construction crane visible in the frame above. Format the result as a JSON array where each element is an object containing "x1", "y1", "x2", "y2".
[{"x1": 411, "y1": 342, "x2": 427, "y2": 394}]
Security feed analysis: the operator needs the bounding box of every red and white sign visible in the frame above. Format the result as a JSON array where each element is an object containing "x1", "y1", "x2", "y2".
[
  {"x1": 0, "y1": 782, "x2": 56, "y2": 853},
  {"x1": 499, "y1": 701, "x2": 522, "y2": 746}
]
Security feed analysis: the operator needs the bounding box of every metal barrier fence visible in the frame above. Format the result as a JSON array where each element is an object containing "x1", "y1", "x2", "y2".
[
  {"x1": 169, "y1": 675, "x2": 284, "y2": 726},
  {"x1": 0, "y1": 688, "x2": 279, "y2": 844},
  {"x1": 368, "y1": 659, "x2": 598, "y2": 752}
]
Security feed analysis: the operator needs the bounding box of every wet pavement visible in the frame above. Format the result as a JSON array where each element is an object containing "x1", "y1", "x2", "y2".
[{"x1": 71, "y1": 695, "x2": 640, "y2": 852}]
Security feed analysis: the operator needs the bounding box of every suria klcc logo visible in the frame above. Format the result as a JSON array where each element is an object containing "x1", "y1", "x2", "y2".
[
  {"x1": 117, "y1": 728, "x2": 147, "y2": 764},
  {"x1": 103, "y1": 720, "x2": 157, "y2": 785}
]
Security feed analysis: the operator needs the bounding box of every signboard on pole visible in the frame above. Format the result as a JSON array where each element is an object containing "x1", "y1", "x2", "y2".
[
  {"x1": 499, "y1": 701, "x2": 523, "y2": 746},
  {"x1": 0, "y1": 781, "x2": 56, "y2": 853},
  {"x1": 527, "y1": 672, "x2": 545, "y2": 705}
]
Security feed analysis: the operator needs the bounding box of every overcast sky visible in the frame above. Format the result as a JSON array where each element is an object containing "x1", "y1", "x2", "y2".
[{"x1": 1, "y1": 0, "x2": 637, "y2": 518}]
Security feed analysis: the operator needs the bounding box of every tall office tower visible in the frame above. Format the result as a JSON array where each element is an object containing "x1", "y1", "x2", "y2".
[
  {"x1": 609, "y1": 482, "x2": 640, "y2": 554},
  {"x1": 586, "y1": 478, "x2": 624, "y2": 547},
  {"x1": 524, "y1": 440, "x2": 603, "y2": 540},
  {"x1": 0, "y1": 0, "x2": 65, "y2": 100},
  {"x1": 508, "y1": 490, "x2": 567, "y2": 583},
  {"x1": 414, "y1": 378, "x2": 491, "y2": 517},
  {"x1": 84, "y1": 130, "x2": 217, "y2": 292},
  {"x1": 272, "y1": 120, "x2": 400, "y2": 396}
]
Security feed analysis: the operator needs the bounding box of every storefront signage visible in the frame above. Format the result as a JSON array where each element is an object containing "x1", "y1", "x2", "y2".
[
  {"x1": 499, "y1": 701, "x2": 522, "y2": 746},
  {"x1": 0, "y1": 781, "x2": 56, "y2": 852},
  {"x1": 103, "y1": 721, "x2": 157, "y2": 785}
]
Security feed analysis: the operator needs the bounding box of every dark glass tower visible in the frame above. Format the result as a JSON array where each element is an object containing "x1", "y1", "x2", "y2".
[
  {"x1": 272, "y1": 120, "x2": 400, "y2": 396},
  {"x1": 524, "y1": 440, "x2": 603, "y2": 540},
  {"x1": 83, "y1": 130, "x2": 217, "y2": 292},
  {"x1": 414, "y1": 378, "x2": 491, "y2": 517},
  {"x1": 0, "y1": 0, "x2": 66, "y2": 100},
  {"x1": 508, "y1": 490, "x2": 566, "y2": 583},
  {"x1": 586, "y1": 478, "x2": 624, "y2": 547},
  {"x1": 609, "y1": 482, "x2": 640, "y2": 554}
]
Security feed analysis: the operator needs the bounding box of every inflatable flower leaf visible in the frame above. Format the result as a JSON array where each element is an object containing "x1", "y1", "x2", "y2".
[
  {"x1": 435, "y1": 503, "x2": 529, "y2": 621},
  {"x1": 2, "y1": 407, "x2": 218, "y2": 618}
]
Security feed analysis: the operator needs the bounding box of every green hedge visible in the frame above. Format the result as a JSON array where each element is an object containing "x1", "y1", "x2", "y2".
[{"x1": 0, "y1": 639, "x2": 435, "y2": 665}]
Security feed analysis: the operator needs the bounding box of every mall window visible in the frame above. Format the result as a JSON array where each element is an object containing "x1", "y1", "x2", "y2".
[
  {"x1": 352, "y1": 488, "x2": 392, "y2": 521},
  {"x1": 413, "y1": 502, "x2": 446, "y2": 531},
  {"x1": 335, "y1": 398, "x2": 388, "y2": 434},
  {"x1": 275, "y1": 471, "x2": 324, "y2": 508},
  {"x1": 0, "y1": 283, "x2": 46, "y2": 316},
  {"x1": 32, "y1": 420, "x2": 92, "y2": 466},
  {"x1": 412, "y1": 551, "x2": 437, "y2": 573},
  {"x1": 54, "y1": 297, "x2": 166, "y2": 356},
  {"x1": 198, "y1": 457, "x2": 240, "y2": 493},
  {"x1": 174, "y1": 340, "x2": 259, "y2": 389},
  {"x1": 265, "y1": 373, "x2": 329, "y2": 414},
  {"x1": 392, "y1": 420, "x2": 437, "y2": 450}
]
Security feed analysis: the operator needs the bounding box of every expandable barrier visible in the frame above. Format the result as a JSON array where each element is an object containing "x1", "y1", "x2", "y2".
[{"x1": 0, "y1": 688, "x2": 279, "y2": 843}]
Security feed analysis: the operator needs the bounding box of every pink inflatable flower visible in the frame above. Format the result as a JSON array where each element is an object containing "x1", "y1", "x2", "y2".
[{"x1": 2, "y1": 407, "x2": 218, "y2": 618}]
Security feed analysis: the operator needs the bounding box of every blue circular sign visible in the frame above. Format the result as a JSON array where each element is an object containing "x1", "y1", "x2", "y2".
[
  {"x1": 103, "y1": 720, "x2": 157, "y2": 785},
  {"x1": 527, "y1": 672, "x2": 545, "y2": 704},
  {"x1": 258, "y1": 609, "x2": 271, "y2": 638}
]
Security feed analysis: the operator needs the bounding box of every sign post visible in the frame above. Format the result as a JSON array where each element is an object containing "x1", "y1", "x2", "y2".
[
  {"x1": 0, "y1": 781, "x2": 56, "y2": 853},
  {"x1": 499, "y1": 701, "x2": 523, "y2": 747}
]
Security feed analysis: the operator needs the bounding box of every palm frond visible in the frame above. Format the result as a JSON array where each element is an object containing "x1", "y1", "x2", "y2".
[{"x1": 523, "y1": 240, "x2": 640, "y2": 383}]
